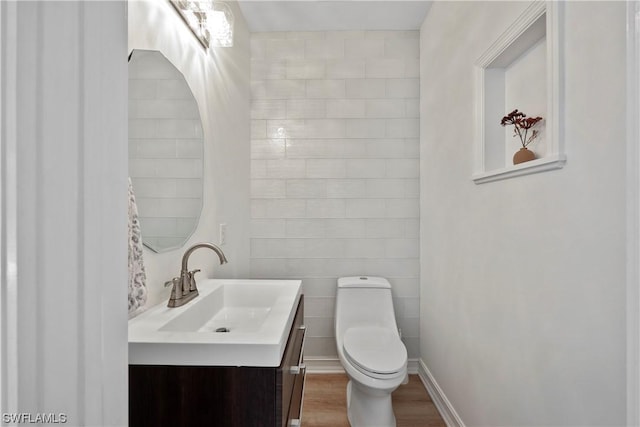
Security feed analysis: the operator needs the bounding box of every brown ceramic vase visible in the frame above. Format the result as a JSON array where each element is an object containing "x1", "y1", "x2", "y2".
[{"x1": 513, "y1": 147, "x2": 535, "y2": 165}]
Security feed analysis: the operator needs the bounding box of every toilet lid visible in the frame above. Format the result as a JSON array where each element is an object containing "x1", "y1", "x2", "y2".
[{"x1": 343, "y1": 327, "x2": 407, "y2": 375}]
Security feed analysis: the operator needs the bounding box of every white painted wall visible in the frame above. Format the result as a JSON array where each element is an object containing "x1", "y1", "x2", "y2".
[
  {"x1": 249, "y1": 31, "x2": 420, "y2": 359},
  {"x1": 420, "y1": 1, "x2": 627, "y2": 425},
  {"x1": 128, "y1": 0, "x2": 252, "y2": 308},
  {"x1": 626, "y1": 3, "x2": 640, "y2": 424},
  {"x1": 1, "y1": 1, "x2": 128, "y2": 424}
]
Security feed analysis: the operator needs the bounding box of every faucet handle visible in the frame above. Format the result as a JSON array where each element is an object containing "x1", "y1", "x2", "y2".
[
  {"x1": 164, "y1": 277, "x2": 180, "y2": 288},
  {"x1": 165, "y1": 276, "x2": 183, "y2": 303}
]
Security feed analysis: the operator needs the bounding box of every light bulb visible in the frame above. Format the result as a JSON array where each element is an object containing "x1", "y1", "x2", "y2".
[{"x1": 208, "y1": 3, "x2": 233, "y2": 47}]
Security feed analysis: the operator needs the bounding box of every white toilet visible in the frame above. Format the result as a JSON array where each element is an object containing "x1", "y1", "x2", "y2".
[{"x1": 335, "y1": 276, "x2": 408, "y2": 427}]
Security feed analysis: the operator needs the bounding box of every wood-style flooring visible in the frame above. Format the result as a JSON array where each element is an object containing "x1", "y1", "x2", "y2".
[{"x1": 302, "y1": 374, "x2": 446, "y2": 427}]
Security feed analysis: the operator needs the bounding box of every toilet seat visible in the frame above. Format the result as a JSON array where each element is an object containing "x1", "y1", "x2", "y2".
[{"x1": 343, "y1": 326, "x2": 407, "y2": 379}]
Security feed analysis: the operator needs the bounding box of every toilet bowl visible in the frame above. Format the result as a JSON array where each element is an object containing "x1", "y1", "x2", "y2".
[{"x1": 335, "y1": 276, "x2": 408, "y2": 427}]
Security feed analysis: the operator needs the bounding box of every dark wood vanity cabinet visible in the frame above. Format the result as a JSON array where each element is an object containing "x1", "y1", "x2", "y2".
[{"x1": 129, "y1": 295, "x2": 305, "y2": 427}]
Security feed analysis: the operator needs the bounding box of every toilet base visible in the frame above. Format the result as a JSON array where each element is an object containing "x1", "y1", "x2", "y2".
[{"x1": 346, "y1": 380, "x2": 397, "y2": 427}]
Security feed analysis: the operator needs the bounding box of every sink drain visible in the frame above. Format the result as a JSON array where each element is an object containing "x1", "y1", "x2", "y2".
[{"x1": 215, "y1": 327, "x2": 230, "y2": 333}]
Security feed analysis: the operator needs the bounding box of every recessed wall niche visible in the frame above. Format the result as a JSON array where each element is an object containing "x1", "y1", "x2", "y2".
[{"x1": 473, "y1": 1, "x2": 566, "y2": 184}]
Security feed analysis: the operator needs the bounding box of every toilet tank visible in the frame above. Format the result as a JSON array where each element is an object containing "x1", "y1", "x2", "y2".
[{"x1": 335, "y1": 276, "x2": 399, "y2": 335}]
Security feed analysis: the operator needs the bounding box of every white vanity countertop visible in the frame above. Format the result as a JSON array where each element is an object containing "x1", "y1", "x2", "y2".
[{"x1": 128, "y1": 279, "x2": 302, "y2": 367}]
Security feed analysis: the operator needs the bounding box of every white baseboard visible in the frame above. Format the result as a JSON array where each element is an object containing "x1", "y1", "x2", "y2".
[
  {"x1": 417, "y1": 359, "x2": 465, "y2": 427},
  {"x1": 304, "y1": 357, "x2": 345, "y2": 373},
  {"x1": 305, "y1": 357, "x2": 420, "y2": 375}
]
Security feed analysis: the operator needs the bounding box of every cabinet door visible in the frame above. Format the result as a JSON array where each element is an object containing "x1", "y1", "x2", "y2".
[
  {"x1": 278, "y1": 296, "x2": 305, "y2": 427},
  {"x1": 287, "y1": 366, "x2": 306, "y2": 426}
]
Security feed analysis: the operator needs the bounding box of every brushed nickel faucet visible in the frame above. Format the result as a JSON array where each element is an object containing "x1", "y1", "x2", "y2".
[{"x1": 164, "y1": 242, "x2": 228, "y2": 308}]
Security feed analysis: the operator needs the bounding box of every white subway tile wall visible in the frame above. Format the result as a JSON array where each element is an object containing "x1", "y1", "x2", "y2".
[{"x1": 250, "y1": 31, "x2": 419, "y2": 358}]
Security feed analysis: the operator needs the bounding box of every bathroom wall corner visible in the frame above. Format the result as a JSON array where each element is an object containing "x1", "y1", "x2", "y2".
[{"x1": 417, "y1": 359, "x2": 465, "y2": 427}]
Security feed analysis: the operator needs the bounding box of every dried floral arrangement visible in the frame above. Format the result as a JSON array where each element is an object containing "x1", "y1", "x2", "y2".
[{"x1": 500, "y1": 109, "x2": 543, "y2": 148}]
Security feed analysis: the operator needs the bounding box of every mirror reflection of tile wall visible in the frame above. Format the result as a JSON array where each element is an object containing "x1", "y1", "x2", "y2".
[{"x1": 128, "y1": 50, "x2": 204, "y2": 252}]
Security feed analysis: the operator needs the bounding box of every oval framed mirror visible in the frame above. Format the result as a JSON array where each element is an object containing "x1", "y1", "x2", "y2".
[{"x1": 128, "y1": 49, "x2": 204, "y2": 253}]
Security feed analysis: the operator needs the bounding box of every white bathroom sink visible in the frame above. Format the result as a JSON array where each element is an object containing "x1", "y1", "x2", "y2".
[{"x1": 128, "y1": 279, "x2": 302, "y2": 367}]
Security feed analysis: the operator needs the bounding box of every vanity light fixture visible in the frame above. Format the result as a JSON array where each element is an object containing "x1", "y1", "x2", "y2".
[
  {"x1": 209, "y1": 2, "x2": 234, "y2": 47},
  {"x1": 170, "y1": 0, "x2": 234, "y2": 49}
]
